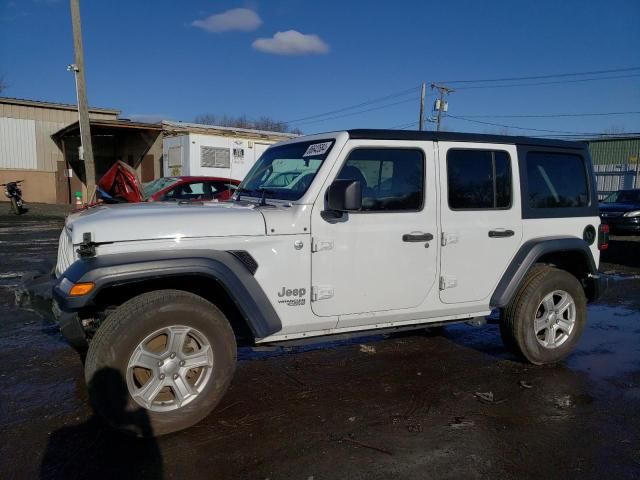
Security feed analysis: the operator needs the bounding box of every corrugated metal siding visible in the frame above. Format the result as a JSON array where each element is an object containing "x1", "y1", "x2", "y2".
[
  {"x1": 0, "y1": 117, "x2": 37, "y2": 169},
  {"x1": 593, "y1": 163, "x2": 640, "y2": 199},
  {"x1": 589, "y1": 138, "x2": 640, "y2": 198},
  {"x1": 35, "y1": 121, "x2": 66, "y2": 172},
  {"x1": 589, "y1": 139, "x2": 640, "y2": 165}
]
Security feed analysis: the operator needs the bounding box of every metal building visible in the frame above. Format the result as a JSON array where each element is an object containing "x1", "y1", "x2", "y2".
[
  {"x1": 588, "y1": 136, "x2": 640, "y2": 198},
  {"x1": 0, "y1": 97, "x2": 119, "y2": 204}
]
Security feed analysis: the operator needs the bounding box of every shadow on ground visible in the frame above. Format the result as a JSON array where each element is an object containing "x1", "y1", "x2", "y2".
[{"x1": 39, "y1": 368, "x2": 163, "y2": 480}]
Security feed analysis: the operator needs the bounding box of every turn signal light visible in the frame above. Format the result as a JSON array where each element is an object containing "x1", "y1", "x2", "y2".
[{"x1": 69, "y1": 282, "x2": 95, "y2": 296}]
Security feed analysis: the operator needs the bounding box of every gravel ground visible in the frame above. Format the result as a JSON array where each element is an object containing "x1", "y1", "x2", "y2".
[{"x1": 0, "y1": 210, "x2": 638, "y2": 480}]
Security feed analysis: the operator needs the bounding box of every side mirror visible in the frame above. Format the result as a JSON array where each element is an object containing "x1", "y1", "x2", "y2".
[{"x1": 327, "y1": 179, "x2": 362, "y2": 211}]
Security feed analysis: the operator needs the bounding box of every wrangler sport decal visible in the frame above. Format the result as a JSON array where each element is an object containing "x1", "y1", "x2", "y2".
[{"x1": 277, "y1": 287, "x2": 306, "y2": 306}]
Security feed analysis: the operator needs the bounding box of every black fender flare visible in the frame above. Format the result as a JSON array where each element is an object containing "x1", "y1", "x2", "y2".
[
  {"x1": 490, "y1": 236, "x2": 598, "y2": 308},
  {"x1": 53, "y1": 250, "x2": 282, "y2": 339}
]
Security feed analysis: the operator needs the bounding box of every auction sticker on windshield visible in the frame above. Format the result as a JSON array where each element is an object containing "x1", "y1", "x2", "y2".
[{"x1": 303, "y1": 142, "x2": 333, "y2": 157}]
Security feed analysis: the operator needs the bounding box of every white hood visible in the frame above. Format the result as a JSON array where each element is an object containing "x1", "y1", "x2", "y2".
[{"x1": 66, "y1": 201, "x2": 266, "y2": 244}]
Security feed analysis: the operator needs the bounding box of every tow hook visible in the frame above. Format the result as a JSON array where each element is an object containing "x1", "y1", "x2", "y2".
[{"x1": 76, "y1": 232, "x2": 97, "y2": 258}]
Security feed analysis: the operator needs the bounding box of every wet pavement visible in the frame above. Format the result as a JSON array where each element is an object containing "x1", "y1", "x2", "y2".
[{"x1": 0, "y1": 209, "x2": 639, "y2": 479}]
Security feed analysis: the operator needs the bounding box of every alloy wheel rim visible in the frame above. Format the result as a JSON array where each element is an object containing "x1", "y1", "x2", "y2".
[
  {"x1": 126, "y1": 325, "x2": 214, "y2": 412},
  {"x1": 533, "y1": 290, "x2": 576, "y2": 349}
]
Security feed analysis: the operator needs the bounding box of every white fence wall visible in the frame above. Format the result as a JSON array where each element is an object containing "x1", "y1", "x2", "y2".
[
  {"x1": 0, "y1": 117, "x2": 38, "y2": 170},
  {"x1": 594, "y1": 163, "x2": 640, "y2": 199}
]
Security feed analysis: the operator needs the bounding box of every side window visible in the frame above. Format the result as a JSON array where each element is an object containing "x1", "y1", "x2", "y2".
[
  {"x1": 526, "y1": 152, "x2": 588, "y2": 208},
  {"x1": 164, "y1": 182, "x2": 208, "y2": 200},
  {"x1": 447, "y1": 149, "x2": 512, "y2": 210},
  {"x1": 337, "y1": 148, "x2": 424, "y2": 212}
]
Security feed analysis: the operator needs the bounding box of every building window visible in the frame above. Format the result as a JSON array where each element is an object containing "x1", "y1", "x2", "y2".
[
  {"x1": 168, "y1": 146, "x2": 182, "y2": 167},
  {"x1": 201, "y1": 146, "x2": 230, "y2": 168},
  {"x1": 447, "y1": 149, "x2": 512, "y2": 210}
]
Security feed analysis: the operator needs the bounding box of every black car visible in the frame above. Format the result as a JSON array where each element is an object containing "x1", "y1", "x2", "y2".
[{"x1": 599, "y1": 189, "x2": 640, "y2": 233}]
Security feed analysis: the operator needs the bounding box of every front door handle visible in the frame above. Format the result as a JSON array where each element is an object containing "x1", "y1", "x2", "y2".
[
  {"x1": 488, "y1": 229, "x2": 515, "y2": 238},
  {"x1": 403, "y1": 232, "x2": 434, "y2": 242}
]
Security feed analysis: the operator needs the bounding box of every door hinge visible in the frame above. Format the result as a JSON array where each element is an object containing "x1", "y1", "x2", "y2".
[
  {"x1": 311, "y1": 285, "x2": 334, "y2": 301},
  {"x1": 311, "y1": 238, "x2": 334, "y2": 253},
  {"x1": 441, "y1": 232, "x2": 459, "y2": 246},
  {"x1": 439, "y1": 276, "x2": 458, "y2": 290}
]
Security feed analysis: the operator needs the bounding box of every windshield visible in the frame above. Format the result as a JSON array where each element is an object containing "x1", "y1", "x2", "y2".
[
  {"x1": 143, "y1": 177, "x2": 180, "y2": 198},
  {"x1": 602, "y1": 190, "x2": 640, "y2": 204},
  {"x1": 237, "y1": 139, "x2": 334, "y2": 201}
]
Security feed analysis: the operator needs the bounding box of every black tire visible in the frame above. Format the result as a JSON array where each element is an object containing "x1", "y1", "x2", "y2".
[
  {"x1": 85, "y1": 289, "x2": 237, "y2": 436},
  {"x1": 10, "y1": 197, "x2": 19, "y2": 214},
  {"x1": 500, "y1": 265, "x2": 587, "y2": 365}
]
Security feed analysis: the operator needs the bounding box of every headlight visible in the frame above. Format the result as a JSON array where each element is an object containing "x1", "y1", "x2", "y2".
[{"x1": 623, "y1": 210, "x2": 640, "y2": 217}]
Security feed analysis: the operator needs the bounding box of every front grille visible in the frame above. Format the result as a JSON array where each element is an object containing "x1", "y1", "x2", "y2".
[{"x1": 55, "y1": 228, "x2": 75, "y2": 277}]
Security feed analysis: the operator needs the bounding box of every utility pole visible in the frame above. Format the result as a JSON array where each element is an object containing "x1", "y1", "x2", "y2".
[
  {"x1": 69, "y1": 0, "x2": 96, "y2": 202},
  {"x1": 431, "y1": 83, "x2": 455, "y2": 132},
  {"x1": 418, "y1": 81, "x2": 426, "y2": 131}
]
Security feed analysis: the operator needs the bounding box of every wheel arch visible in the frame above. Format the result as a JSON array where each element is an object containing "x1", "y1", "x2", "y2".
[
  {"x1": 53, "y1": 250, "x2": 282, "y2": 342},
  {"x1": 490, "y1": 237, "x2": 599, "y2": 308}
]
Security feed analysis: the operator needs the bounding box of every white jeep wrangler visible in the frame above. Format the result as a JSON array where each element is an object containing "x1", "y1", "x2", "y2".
[{"x1": 53, "y1": 129, "x2": 609, "y2": 435}]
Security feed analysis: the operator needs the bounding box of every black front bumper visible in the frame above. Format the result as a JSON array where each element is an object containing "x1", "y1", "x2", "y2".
[
  {"x1": 18, "y1": 270, "x2": 89, "y2": 352},
  {"x1": 54, "y1": 306, "x2": 89, "y2": 352}
]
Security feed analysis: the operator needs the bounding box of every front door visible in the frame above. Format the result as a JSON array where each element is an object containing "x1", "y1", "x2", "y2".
[
  {"x1": 310, "y1": 142, "x2": 438, "y2": 322},
  {"x1": 437, "y1": 142, "x2": 522, "y2": 304}
]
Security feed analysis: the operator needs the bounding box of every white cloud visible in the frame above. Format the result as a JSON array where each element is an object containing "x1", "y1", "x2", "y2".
[
  {"x1": 252, "y1": 30, "x2": 329, "y2": 56},
  {"x1": 192, "y1": 8, "x2": 262, "y2": 33}
]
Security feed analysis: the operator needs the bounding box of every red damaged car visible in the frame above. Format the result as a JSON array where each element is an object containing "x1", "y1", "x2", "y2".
[{"x1": 96, "y1": 161, "x2": 239, "y2": 203}]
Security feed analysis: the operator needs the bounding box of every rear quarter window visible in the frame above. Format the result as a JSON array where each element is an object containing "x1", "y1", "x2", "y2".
[
  {"x1": 527, "y1": 152, "x2": 588, "y2": 208},
  {"x1": 519, "y1": 148, "x2": 598, "y2": 219}
]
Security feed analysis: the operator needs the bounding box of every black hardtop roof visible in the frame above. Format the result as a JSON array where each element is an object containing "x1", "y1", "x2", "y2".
[{"x1": 347, "y1": 129, "x2": 585, "y2": 149}]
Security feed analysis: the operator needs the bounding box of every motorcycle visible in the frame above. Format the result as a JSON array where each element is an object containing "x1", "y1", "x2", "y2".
[{"x1": 2, "y1": 180, "x2": 26, "y2": 214}]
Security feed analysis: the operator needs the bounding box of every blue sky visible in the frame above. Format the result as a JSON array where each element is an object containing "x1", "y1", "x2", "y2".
[{"x1": 1, "y1": 0, "x2": 639, "y2": 135}]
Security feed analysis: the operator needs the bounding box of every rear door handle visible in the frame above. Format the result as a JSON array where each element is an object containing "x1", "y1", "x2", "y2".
[
  {"x1": 488, "y1": 229, "x2": 515, "y2": 238},
  {"x1": 403, "y1": 232, "x2": 434, "y2": 242}
]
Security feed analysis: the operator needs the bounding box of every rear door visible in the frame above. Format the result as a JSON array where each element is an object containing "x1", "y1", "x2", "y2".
[{"x1": 438, "y1": 142, "x2": 522, "y2": 304}]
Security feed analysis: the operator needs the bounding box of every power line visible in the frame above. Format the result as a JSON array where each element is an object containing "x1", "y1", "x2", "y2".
[
  {"x1": 387, "y1": 117, "x2": 639, "y2": 137},
  {"x1": 446, "y1": 114, "x2": 604, "y2": 135},
  {"x1": 293, "y1": 97, "x2": 417, "y2": 127},
  {"x1": 454, "y1": 111, "x2": 640, "y2": 119},
  {"x1": 286, "y1": 66, "x2": 640, "y2": 130},
  {"x1": 389, "y1": 120, "x2": 419, "y2": 129},
  {"x1": 454, "y1": 73, "x2": 640, "y2": 90},
  {"x1": 286, "y1": 86, "x2": 420, "y2": 124},
  {"x1": 524, "y1": 132, "x2": 640, "y2": 138},
  {"x1": 439, "y1": 66, "x2": 640, "y2": 84}
]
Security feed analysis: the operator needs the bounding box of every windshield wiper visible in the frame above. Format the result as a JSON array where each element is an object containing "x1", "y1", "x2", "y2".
[
  {"x1": 234, "y1": 187, "x2": 276, "y2": 205},
  {"x1": 258, "y1": 188, "x2": 276, "y2": 206}
]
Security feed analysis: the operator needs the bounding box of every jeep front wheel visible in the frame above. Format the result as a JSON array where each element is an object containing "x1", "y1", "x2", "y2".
[
  {"x1": 500, "y1": 266, "x2": 587, "y2": 365},
  {"x1": 84, "y1": 289, "x2": 237, "y2": 436}
]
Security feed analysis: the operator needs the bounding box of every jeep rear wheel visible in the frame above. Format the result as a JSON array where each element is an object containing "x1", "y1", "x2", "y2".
[
  {"x1": 85, "y1": 289, "x2": 237, "y2": 436},
  {"x1": 500, "y1": 265, "x2": 587, "y2": 365}
]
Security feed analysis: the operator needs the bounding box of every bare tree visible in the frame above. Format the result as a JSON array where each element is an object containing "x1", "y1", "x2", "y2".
[{"x1": 194, "y1": 113, "x2": 301, "y2": 134}]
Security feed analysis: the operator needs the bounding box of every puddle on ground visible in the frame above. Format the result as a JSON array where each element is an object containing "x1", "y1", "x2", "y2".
[{"x1": 567, "y1": 304, "x2": 640, "y2": 381}]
